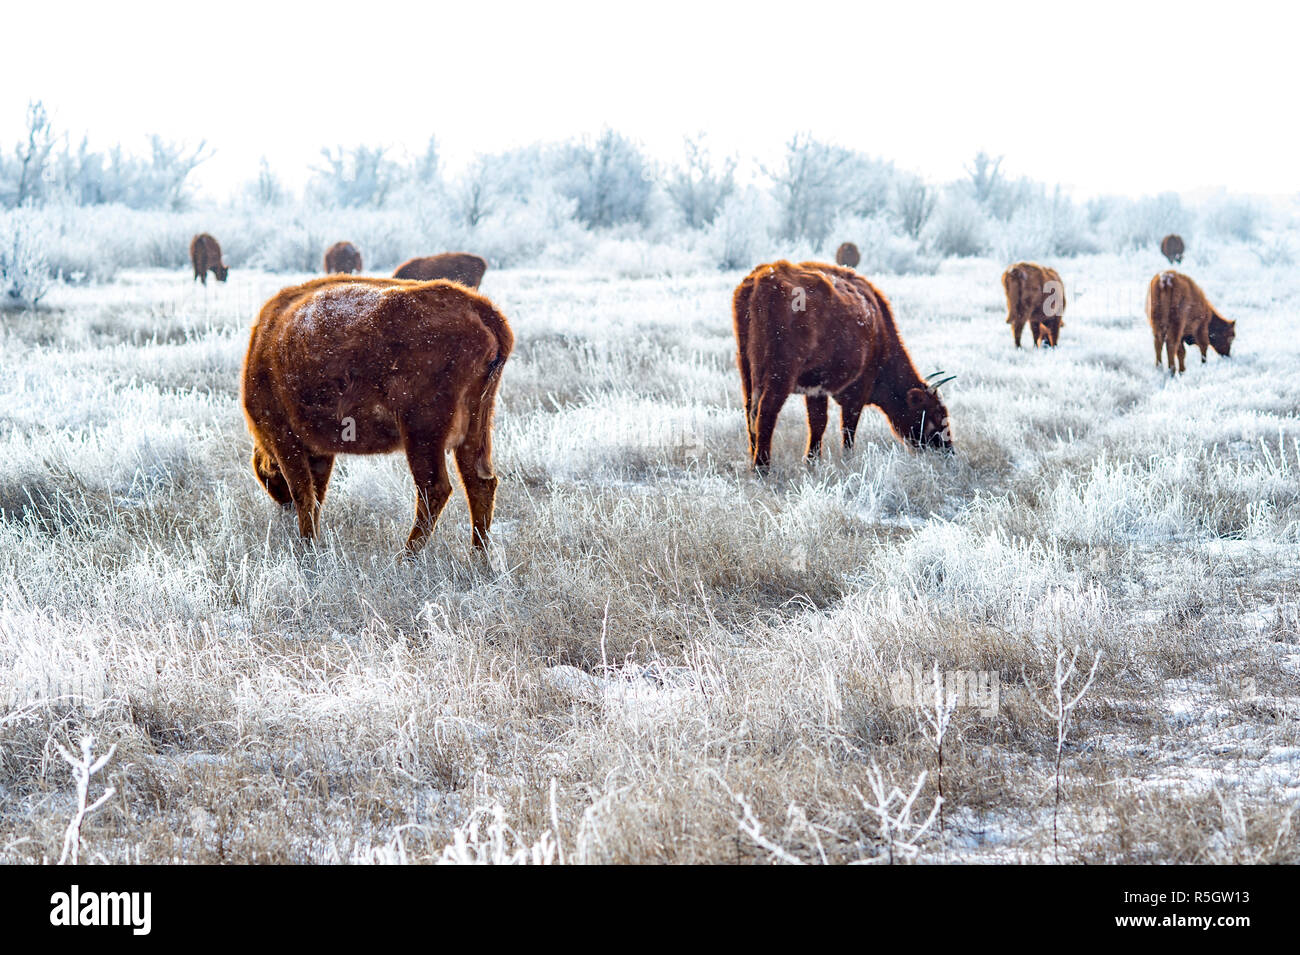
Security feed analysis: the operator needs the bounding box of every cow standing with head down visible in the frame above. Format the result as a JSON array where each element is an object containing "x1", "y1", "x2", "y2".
[
  {"x1": 1160, "y1": 234, "x2": 1185, "y2": 264},
  {"x1": 242, "y1": 275, "x2": 512, "y2": 555},
  {"x1": 1145, "y1": 270, "x2": 1234, "y2": 375},
  {"x1": 189, "y1": 233, "x2": 228, "y2": 285},
  {"x1": 323, "y1": 241, "x2": 363, "y2": 274},
  {"x1": 733, "y1": 260, "x2": 953, "y2": 471},
  {"x1": 1002, "y1": 262, "x2": 1066, "y2": 348}
]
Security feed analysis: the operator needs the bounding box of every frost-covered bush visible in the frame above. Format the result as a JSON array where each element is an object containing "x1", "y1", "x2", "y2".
[
  {"x1": 1200, "y1": 193, "x2": 1261, "y2": 242},
  {"x1": 924, "y1": 192, "x2": 989, "y2": 257},
  {"x1": 553, "y1": 130, "x2": 654, "y2": 229},
  {"x1": 703, "y1": 187, "x2": 779, "y2": 270},
  {"x1": 470, "y1": 189, "x2": 585, "y2": 268},
  {"x1": 992, "y1": 189, "x2": 1098, "y2": 261},
  {"x1": 1252, "y1": 235, "x2": 1295, "y2": 267},
  {"x1": 768, "y1": 135, "x2": 898, "y2": 245},
  {"x1": 664, "y1": 136, "x2": 736, "y2": 229},
  {"x1": 1098, "y1": 192, "x2": 1191, "y2": 250},
  {"x1": 0, "y1": 210, "x2": 53, "y2": 307}
]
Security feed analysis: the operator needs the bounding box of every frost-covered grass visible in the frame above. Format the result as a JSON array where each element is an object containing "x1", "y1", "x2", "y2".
[{"x1": 1, "y1": 248, "x2": 1298, "y2": 864}]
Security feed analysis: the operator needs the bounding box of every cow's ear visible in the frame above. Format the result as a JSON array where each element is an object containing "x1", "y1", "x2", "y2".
[{"x1": 906, "y1": 388, "x2": 927, "y2": 410}]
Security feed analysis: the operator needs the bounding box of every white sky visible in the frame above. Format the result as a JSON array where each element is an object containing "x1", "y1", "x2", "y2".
[{"x1": 3, "y1": 0, "x2": 1295, "y2": 201}]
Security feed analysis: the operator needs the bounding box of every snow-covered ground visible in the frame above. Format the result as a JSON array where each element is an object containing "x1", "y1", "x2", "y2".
[{"x1": 1, "y1": 248, "x2": 1297, "y2": 863}]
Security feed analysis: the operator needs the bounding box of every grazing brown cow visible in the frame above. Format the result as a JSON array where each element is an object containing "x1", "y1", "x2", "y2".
[
  {"x1": 733, "y1": 260, "x2": 953, "y2": 471},
  {"x1": 392, "y1": 252, "x2": 488, "y2": 288},
  {"x1": 835, "y1": 242, "x2": 861, "y2": 268},
  {"x1": 190, "y1": 233, "x2": 228, "y2": 285},
  {"x1": 323, "y1": 241, "x2": 363, "y2": 274},
  {"x1": 1160, "y1": 234, "x2": 1185, "y2": 264},
  {"x1": 1002, "y1": 262, "x2": 1066, "y2": 348},
  {"x1": 1145, "y1": 270, "x2": 1234, "y2": 375},
  {"x1": 241, "y1": 275, "x2": 513, "y2": 554}
]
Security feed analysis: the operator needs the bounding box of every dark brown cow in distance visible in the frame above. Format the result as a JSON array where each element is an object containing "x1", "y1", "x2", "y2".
[
  {"x1": 189, "y1": 233, "x2": 228, "y2": 285},
  {"x1": 1002, "y1": 262, "x2": 1066, "y2": 348},
  {"x1": 393, "y1": 252, "x2": 488, "y2": 289},
  {"x1": 1160, "y1": 234, "x2": 1185, "y2": 264},
  {"x1": 1145, "y1": 270, "x2": 1234, "y2": 375},
  {"x1": 323, "y1": 241, "x2": 363, "y2": 274},
  {"x1": 241, "y1": 275, "x2": 513, "y2": 554},
  {"x1": 835, "y1": 242, "x2": 860, "y2": 268},
  {"x1": 733, "y1": 260, "x2": 953, "y2": 471}
]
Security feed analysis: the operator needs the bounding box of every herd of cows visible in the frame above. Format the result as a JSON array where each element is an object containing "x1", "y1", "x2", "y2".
[{"x1": 182, "y1": 230, "x2": 1235, "y2": 554}]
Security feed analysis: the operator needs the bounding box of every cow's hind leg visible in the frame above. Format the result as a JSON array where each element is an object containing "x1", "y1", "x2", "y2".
[
  {"x1": 268, "y1": 437, "x2": 320, "y2": 540},
  {"x1": 402, "y1": 420, "x2": 454, "y2": 555},
  {"x1": 1012, "y1": 317, "x2": 1026, "y2": 348},
  {"x1": 453, "y1": 442, "x2": 497, "y2": 550},
  {"x1": 752, "y1": 381, "x2": 790, "y2": 474},
  {"x1": 1165, "y1": 333, "x2": 1182, "y2": 376},
  {"x1": 805, "y1": 395, "x2": 828, "y2": 462},
  {"x1": 310, "y1": 455, "x2": 335, "y2": 505}
]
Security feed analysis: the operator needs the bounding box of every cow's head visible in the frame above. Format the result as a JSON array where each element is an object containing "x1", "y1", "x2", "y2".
[
  {"x1": 252, "y1": 446, "x2": 292, "y2": 507},
  {"x1": 1037, "y1": 317, "x2": 1063, "y2": 347},
  {"x1": 903, "y1": 382, "x2": 954, "y2": 452},
  {"x1": 1209, "y1": 315, "x2": 1235, "y2": 356},
  {"x1": 215, "y1": 262, "x2": 230, "y2": 282}
]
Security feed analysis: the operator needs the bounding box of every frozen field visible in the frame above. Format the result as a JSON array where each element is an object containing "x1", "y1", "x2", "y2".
[{"x1": 1, "y1": 249, "x2": 1298, "y2": 863}]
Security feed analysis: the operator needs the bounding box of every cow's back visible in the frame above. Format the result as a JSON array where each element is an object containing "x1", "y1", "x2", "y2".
[
  {"x1": 742, "y1": 261, "x2": 880, "y2": 393},
  {"x1": 393, "y1": 253, "x2": 487, "y2": 288},
  {"x1": 244, "y1": 277, "x2": 508, "y2": 455}
]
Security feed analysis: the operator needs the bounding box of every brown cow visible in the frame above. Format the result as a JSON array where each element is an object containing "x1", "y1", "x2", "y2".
[
  {"x1": 323, "y1": 241, "x2": 363, "y2": 274},
  {"x1": 1160, "y1": 234, "x2": 1185, "y2": 264},
  {"x1": 835, "y1": 242, "x2": 860, "y2": 268},
  {"x1": 190, "y1": 233, "x2": 228, "y2": 285},
  {"x1": 393, "y1": 252, "x2": 488, "y2": 288},
  {"x1": 1145, "y1": 270, "x2": 1234, "y2": 375},
  {"x1": 1002, "y1": 262, "x2": 1066, "y2": 348},
  {"x1": 241, "y1": 275, "x2": 513, "y2": 554},
  {"x1": 733, "y1": 260, "x2": 953, "y2": 471}
]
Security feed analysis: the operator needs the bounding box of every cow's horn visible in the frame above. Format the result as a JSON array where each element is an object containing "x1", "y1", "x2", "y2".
[{"x1": 929, "y1": 375, "x2": 956, "y2": 391}]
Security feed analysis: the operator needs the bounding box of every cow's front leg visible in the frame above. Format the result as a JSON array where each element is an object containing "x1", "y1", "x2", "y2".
[{"x1": 805, "y1": 395, "x2": 828, "y2": 462}]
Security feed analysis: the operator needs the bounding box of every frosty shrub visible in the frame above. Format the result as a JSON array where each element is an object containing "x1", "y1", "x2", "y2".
[
  {"x1": 992, "y1": 189, "x2": 1098, "y2": 261},
  {"x1": 703, "y1": 187, "x2": 779, "y2": 270},
  {"x1": 553, "y1": 130, "x2": 654, "y2": 229},
  {"x1": 892, "y1": 175, "x2": 936, "y2": 240},
  {"x1": 1252, "y1": 235, "x2": 1295, "y2": 267},
  {"x1": 665, "y1": 136, "x2": 736, "y2": 229},
  {"x1": 768, "y1": 135, "x2": 897, "y2": 245},
  {"x1": 1101, "y1": 192, "x2": 1191, "y2": 250},
  {"x1": 473, "y1": 190, "x2": 585, "y2": 268},
  {"x1": 1200, "y1": 193, "x2": 1261, "y2": 242},
  {"x1": 924, "y1": 192, "x2": 989, "y2": 257},
  {"x1": 0, "y1": 210, "x2": 53, "y2": 308}
]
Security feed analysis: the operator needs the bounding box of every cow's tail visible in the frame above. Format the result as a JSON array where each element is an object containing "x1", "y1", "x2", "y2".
[
  {"x1": 469, "y1": 297, "x2": 514, "y2": 479},
  {"x1": 733, "y1": 274, "x2": 756, "y2": 422},
  {"x1": 1002, "y1": 267, "x2": 1021, "y2": 323}
]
